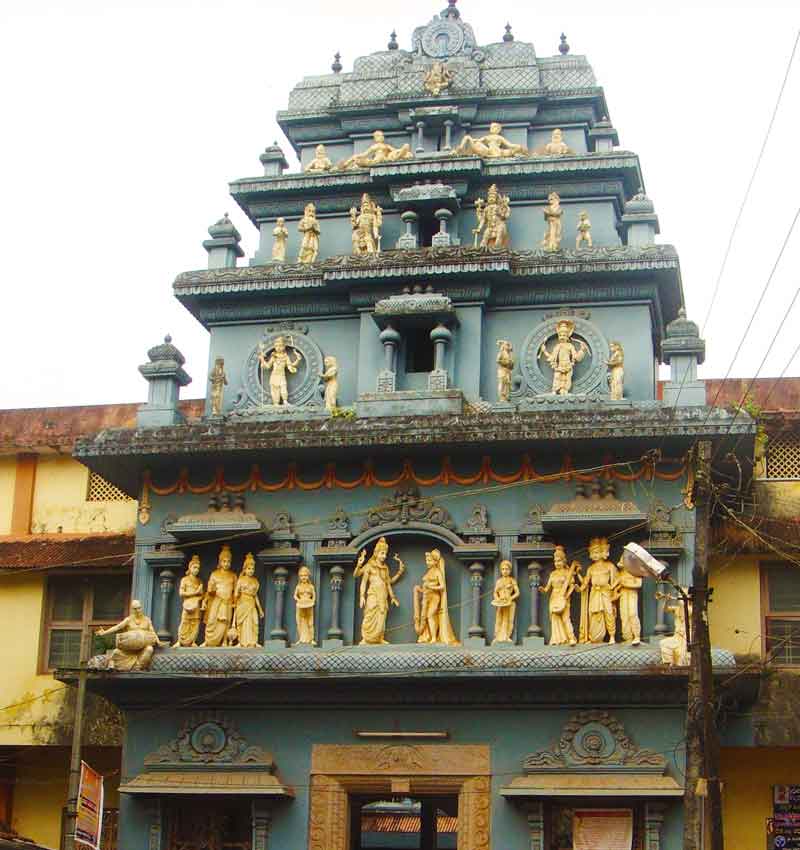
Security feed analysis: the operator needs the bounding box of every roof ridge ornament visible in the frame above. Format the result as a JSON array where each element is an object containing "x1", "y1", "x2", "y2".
[
  {"x1": 331, "y1": 51, "x2": 342, "y2": 73},
  {"x1": 388, "y1": 30, "x2": 398, "y2": 50},
  {"x1": 559, "y1": 32, "x2": 570, "y2": 54},
  {"x1": 441, "y1": 0, "x2": 460, "y2": 19},
  {"x1": 503, "y1": 23, "x2": 514, "y2": 42}
]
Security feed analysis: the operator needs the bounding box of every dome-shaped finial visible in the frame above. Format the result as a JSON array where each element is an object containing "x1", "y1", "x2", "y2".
[
  {"x1": 503, "y1": 23, "x2": 514, "y2": 42},
  {"x1": 331, "y1": 51, "x2": 342, "y2": 73},
  {"x1": 559, "y1": 33, "x2": 570, "y2": 55},
  {"x1": 442, "y1": 0, "x2": 460, "y2": 19},
  {"x1": 388, "y1": 30, "x2": 398, "y2": 50},
  {"x1": 164, "y1": 334, "x2": 172, "y2": 344}
]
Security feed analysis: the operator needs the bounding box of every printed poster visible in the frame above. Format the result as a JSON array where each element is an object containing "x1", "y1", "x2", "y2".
[
  {"x1": 573, "y1": 808, "x2": 633, "y2": 850},
  {"x1": 75, "y1": 761, "x2": 104, "y2": 850}
]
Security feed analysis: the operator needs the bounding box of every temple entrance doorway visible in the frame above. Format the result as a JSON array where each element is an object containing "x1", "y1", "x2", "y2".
[
  {"x1": 352, "y1": 795, "x2": 458, "y2": 850},
  {"x1": 165, "y1": 799, "x2": 252, "y2": 850}
]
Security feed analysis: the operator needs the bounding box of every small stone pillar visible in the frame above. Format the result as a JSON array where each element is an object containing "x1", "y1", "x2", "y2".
[
  {"x1": 428, "y1": 323, "x2": 451, "y2": 390},
  {"x1": 327, "y1": 566, "x2": 345, "y2": 644},
  {"x1": 526, "y1": 802, "x2": 545, "y2": 850},
  {"x1": 202, "y1": 213, "x2": 244, "y2": 270},
  {"x1": 661, "y1": 308, "x2": 707, "y2": 407},
  {"x1": 644, "y1": 803, "x2": 666, "y2": 850},
  {"x1": 137, "y1": 336, "x2": 192, "y2": 428},
  {"x1": 588, "y1": 115, "x2": 619, "y2": 153},
  {"x1": 526, "y1": 561, "x2": 544, "y2": 642},
  {"x1": 621, "y1": 188, "x2": 660, "y2": 247},
  {"x1": 377, "y1": 325, "x2": 401, "y2": 393},
  {"x1": 453, "y1": 543, "x2": 499, "y2": 648},
  {"x1": 654, "y1": 592, "x2": 668, "y2": 636},
  {"x1": 443, "y1": 120, "x2": 454, "y2": 151},
  {"x1": 415, "y1": 121, "x2": 425, "y2": 154},
  {"x1": 468, "y1": 563, "x2": 486, "y2": 640},
  {"x1": 260, "y1": 143, "x2": 289, "y2": 177},
  {"x1": 396, "y1": 211, "x2": 419, "y2": 249},
  {"x1": 511, "y1": 539, "x2": 554, "y2": 648},
  {"x1": 257, "y1": 545, "x2": 302, "y2": 649},
  {"x1": 270, "y1": 566, "x2": 289, "y2": 645},
  {"x1": 251, "y1": 802, "x2": 272, "y2": 850},
  {"x1": 315, "y1": 544, "x2": 356, "y2": 648},
  {"x1": 431, "y1": 208, "x2": 453, "y2": 247},
  {"x1": 155, "y1": 569, "x2": 175, "y2": 643}
]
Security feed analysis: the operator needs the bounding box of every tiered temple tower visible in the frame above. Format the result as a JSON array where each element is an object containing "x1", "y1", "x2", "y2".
[{"x1": 75, "y1": 4, "x2": 755, "y2": 849}]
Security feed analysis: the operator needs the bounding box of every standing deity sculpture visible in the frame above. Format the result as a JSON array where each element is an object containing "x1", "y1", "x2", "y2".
[
  {"x1": 96, "y1": 600, "x2": 160, "y2": 671},
  {"x1": 496, "y1": 340, "x2": 514, "y2": 402},
  {"x1": 319, "y1": 355, "x2": 339, "y2": 412},
  {"x1": 423, "y1": 60, "x2": 453, "y2": 96},
  {"x1": 491, "y1": 560, "x2": 520, "y2": 644},
  {"x1": 258, "y1": 335, "x2": 303, "y2": 406},
  {"x1": 541, "y1": 191, "x2": 563, "y2": 251},
  {"x1": 272, "y1": 217, "x2": 289, "y2": 262},
  {"x1": 350, "y1": 193, "x2": 383, "y2": 255},
  {"x1": 577, "y1": 537, "x2": 618, "y2": 644},
  {"x1": 607, "y1": 342, "x2": 625, "y2": 400},
  {"x1": 539, "y1": 545, "x2": 579, "y2": 646},
  {"x1": 234, "y1": 553, "x2": 263, "y2": 648},
  {"x1": 533, "y1": 128, "x2": 575, "y2": 156},
  {"x1": 657, "y1": 589, "x2": 691, "y2": 665},
  {"x1": 304, "y1": 143, "x2": 333, "y2": 173},
  {"x1": 473, "y1": 184, "x2": 511, "y2": 250},
  {"x1": 208, "y1": 357, "x2": 227, "y2": 417},
  {"x1": 576, "y1": 211, "x2": 593, "y2": 249},
  {"x1": 297, "y1": 203, "x2": 320, "y2": 264},
  {"x1": 354, "y1": 538, "x2": 406, "y2": 645},
  {"x1": 413, "y1": 549, "x2": 460, "y2": 646},
  {"x1": 174, "y1": 555, "x2": 204, "y2": 647},
  {"x1": 612, "y1": 558, "x2": 642, "y2": 644},
  {"x1": 294, "y1": 565, "x2": 316, "y2": 646},
  {"x1": 538, "y1": 319, "x2": 589, "y2": 395},
  {"x1": 452, "y1": 122, "x2": 528, "y2": 159},
  {"x1": 201, "y1": 545, "x2": 237, "y2": 647},
  {"x1": 335, "y1": 130, "x2": 413, "y2": 171}
]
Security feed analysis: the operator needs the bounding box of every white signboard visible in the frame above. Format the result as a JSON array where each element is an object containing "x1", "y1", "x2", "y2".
[{"x1": 573, "y1": 808, "x2": 633, "y2": 850}]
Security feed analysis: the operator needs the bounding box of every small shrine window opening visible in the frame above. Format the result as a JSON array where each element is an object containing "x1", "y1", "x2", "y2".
[{"x1": 405, "y1": 327, "x2": 436, "y2": 374}]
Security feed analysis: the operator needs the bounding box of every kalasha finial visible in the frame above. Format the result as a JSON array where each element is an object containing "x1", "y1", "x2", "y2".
[
  {"x1": 442, "y1": 0, "x2": 460, "y2": 19},
  {"x1": 164, "y1": 334, "x2": 172, "y2": 344},
  {"x1": 559, "y1": 33, "x2": 570, "y2": 55},
  {"x1": 503, "y1": 23, "x2": 514, "y2": 42},
  {"x1": 331, "y1": 51, "x2": 342, "y2": 73},
  {"x1": 388, "y1": 30, "x2": 398, "y2": 50}
]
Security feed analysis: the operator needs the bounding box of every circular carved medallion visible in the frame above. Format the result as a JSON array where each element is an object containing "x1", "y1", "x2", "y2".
[
  {"x1": 191, "y1": 721, "x2": 227, "y2": 755},
  {"x1": 421, "y1": 21, "x2": 465, "y2": 58}
]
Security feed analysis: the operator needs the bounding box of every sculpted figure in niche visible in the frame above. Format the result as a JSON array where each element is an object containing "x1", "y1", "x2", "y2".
[
  {"x1": 452, "y1": 122, "x2": 528, "y2": 159},
  {"x1": 538, "y1": 319, "x2": 589, "y2": 395},
  {"x1": 320, "y1": 355, "x2": 339, "y2": 412},
  {"x1": 201, "y1": 545, "x2": 237, "y2": 647},
  {"x1": 174, "y1": 555, "x2": 204, "y2": 647},
  {"x1": 473, "y1": 184, "x2": 511, "y2": 250},
  {"x1": 294, "y1": 565, "x2": 316, "y2": 645},
  {"x1": 335, "y1": 130, "x2": 413, "y2": 171},
  {"x1": 612, "y1": 557, "x2": 641, "y2": 644},
  {"x1": 541, "y1": 191, "x2": 563, "y2": 251},
  {"x1": 304, "y1": 143, "x2": 333, "y2": 173},
  {"x1": 496, "y1": 340, "x2": 514, "y2": 402},
  {"x1": 234, "y1": 553, "x2": 263, "y2": 648},
  {"x1": 208, "y1": 357, "x2": 227, "y2": 417},
  {"x1": 424, "y1": 60, "x2": 453, "y2": 96},
  {"x1": 576, "y1": 211, "x2": 593, "y2": 249},
  {"x1": 272, "y1": 217, "x2": 289, "y2": 262},
  {"x1": 533, "y1": 128, "x2": 575, "y2": 156},
  {"x1": 539, "y1": 545, "x2": 579, "y2": 646},
  {"x1": 350, "y1": 193, "x2": 383, "y2": 255},
  {"x1": 413, "y1": 549, "x2": 460, "y2": 646},
  {"x1": 657, "y1": 588, "x2": 691, "y2": 665},
  {"x1": 577, "y1": 537, "x2": 618, "y2": 644},
  {"x1": 297, "y1": 202, "x2": 320, "y2": 264},
  {"x1": 258, "y1": 335, "x2": 303, "y2": 406},
  {"x1": 607, "y1": 342, "x2": 625, "y2": 400},
  {"x1": 96, "y1": 600, "x2": 160, "y2": 671},
  {"x1": 354, "y1": 537, "x2": 406, "y2": 645},
  {"x1": 491, "y1": 560, "x2": 520, "y2": 644}
]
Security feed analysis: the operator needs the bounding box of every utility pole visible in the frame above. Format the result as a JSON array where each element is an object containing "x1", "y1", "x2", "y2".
[{"x1": 63, "y1": 624, "x2": 91, "y2": 850}]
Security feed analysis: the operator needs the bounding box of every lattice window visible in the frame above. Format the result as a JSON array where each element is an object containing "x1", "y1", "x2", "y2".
[
  {"x1": 766, "y1": 434, "x2": 800, "y2": 479},
  {"x1": 86, "y1": 472, "x2": 132, "y2": 502}
]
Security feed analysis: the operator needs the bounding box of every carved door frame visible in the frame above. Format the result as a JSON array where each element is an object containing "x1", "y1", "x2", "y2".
[{"x1": 308, "y1": 744, "x2": 491, "y2": 850}]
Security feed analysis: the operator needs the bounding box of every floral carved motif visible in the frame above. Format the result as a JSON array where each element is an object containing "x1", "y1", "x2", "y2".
[{"x1": 362, "y1": 486, "x2": 455, "y2": 530}]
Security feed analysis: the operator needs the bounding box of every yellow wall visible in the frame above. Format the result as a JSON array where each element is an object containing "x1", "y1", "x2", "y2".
[
  {"x1": 709, "y1": 555, "x2": 762, "y2": 658},
  {"x1": 0, "y1": 456, "x2": 16, "y2": 535},
  {"x1": 757, "y1": 479, "x2": 800, "y2": 521}
]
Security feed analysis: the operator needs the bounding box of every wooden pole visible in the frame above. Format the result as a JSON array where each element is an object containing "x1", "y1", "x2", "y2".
[{"x1": 63, "y1": 627, "x2": 91, "y2": 850}]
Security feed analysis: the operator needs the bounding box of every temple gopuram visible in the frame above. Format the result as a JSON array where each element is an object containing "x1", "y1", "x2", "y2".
[{"x1": 73, "y1": 4, "x2": 758, "y2": 849}]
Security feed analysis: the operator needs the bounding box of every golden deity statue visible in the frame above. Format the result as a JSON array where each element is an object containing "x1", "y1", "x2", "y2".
[
  {"x1": 496, "y1": 339, "x2": 514, "y2": 402},
  {"x1": 538, "y1": 319, "x2": 589, "y2": 395},
  {"x1": 577, "y1": 537, "x2": 618, "y2": 644},
  {"x1": 541, "y1": 191, "x2": 563, "y2": 251},
  {"x1": 491, "y1": 560, "x2": 520, "y2": 644},
  {"x1": 174, "y1": 555, "x2": 204, "y2": 647},
  {"x1": 539, "y1": 546, "x2": 579, "y2": 646},
  {"x1": 294, "y1": 565, "x2": 316, "y2": 646},
  {"x1": 413, "y1": 549, "x2": 460, "y2": 646},
  {"x1": 258, "y1": 335, "x2": 303, "y2": 406},
  {"x1": 657, "y1": 589, "x2": 691, "y2": 665},
  {"x1": 234, "y1": 553, "x2": 263, "y2": 648},
  {"x1": 533, "y1": 128, "x2": 575, "y2": 156},
  {"x1": 473, "y1": 184, "x2": 511, "y2": 250},
  {"x1": 320, "y1": 355, "x2": 339, "y2": 412},
  {"x1": 452, "y1": 122, "x2": 528, "y2": 159},
  {"x1": 96, "y1": 600, "x2": 160, "y2": 670},
  {"x1": 201, "y1": 545, "x2": 237, "y2": 647},
  {"x1": 272, "y1": 217, "x2": 289, "y2": 262},
  {"x1": 304, "y1": 143, "x2": 333, "y2": 173},
  {"x1": 607, "y1": 341, "x2": 625, "y2": 400},
  {"x1": 575, "y1": 210, "x2": 592, "y2": 249},
  {"x1": 297, "y1": 203, "x2": 320, "y2": 264},
  {"x1": 423, "y1": 60, "x2": 453, "y2": 96},
  {"x1": 335, "y1": 130, "x2": 413, "y2": 171},
  {"x1": 350, "y1": 193, "x2": 383, "y2": 255},
  {"x1": 208, "y1": 357, "x2": 227, "y2": 417},
  {"x1": 354, "y1": 537, "x2": 406, "y2": 645},
  {"x1": 612, "y1": 557, "x2": 641, "y2": 644}
]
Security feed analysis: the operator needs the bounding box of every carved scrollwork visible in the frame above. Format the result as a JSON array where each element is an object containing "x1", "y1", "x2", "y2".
[{"x1": 362, "y1": 486, "x2": 455, "y2": 530}]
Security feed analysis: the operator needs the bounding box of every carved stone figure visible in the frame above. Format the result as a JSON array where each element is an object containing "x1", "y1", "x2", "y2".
[
  {"x1": 577, "y1": 537, "x2": 618, "y2": 644},
  {"x1": 413, "y1": 549, "x2": 460, "y2": 646},
  {"x1": 424, "y1": 60, "x2": 453, "y2": 95},
  {"x1": 272, "y1": 217, "x2": 289, "y2": 261},
  {"x1": 539, "y1": 545, "x2": 578, "y2": 646},
  {"x1": 320, "y1": 355, "x2": 339, "y2": 412},
  {"x1": 533, "y1": 128, "x2": 575, "y2": 156},
  {"x1": 354, "y1": 538, "x2": 406, "y2": 645},
  {"x1": 174, "y1": 555, "x2": 204, "y2": 647},
  {"x1": 96, "y1": 600, "x2": 160, "y2": 670},
  {"x1": 473, "y1": 184, "x2": 511, "y2": 250},
  {"x1": 538, "y1": 319, "x2": 589, "y2": 395},
  {"x1": 491, "y1": 560, "x2": 519, "y2": 644},
  {"x1": 452, "y1": 122, "x2": 528, "y2": 159},
  {"x1": 201, "y1": 545, "x2": 237, "y2": 647},
  {"x1": 576, "y1": 210, "x2": 592, "y2": 249},
  {"x1": 657, "y1": 589, "x2": 691, "y2": 665},
  {"x1": 496, "y1": 340, "x2": 514, "y2": 402},
  {"x1": 335, "y1": 130, "x2": 413, "y2": 171},
  {"x1": 350, "y1": 193, "x2": 383, "y2": 255},
  {"x1": 258, "y1": 335, "x2": 303, "y2": 406},
  {"x1": 297, "y1": 202, "x2": 320, "y2": 264},
  {"x1": 304, "y1": 143, "x2": 333, "y2": 173},
  {"x1": 294, "y1": 565, "x2": 316, "y2": 646},
  {"x1": 541, "y1": 191, "x2": 563, "y2": 251},
  {"x1": 234, "y1": 553, "x2": 263, "y2": 647},
  {"x1": 208, "y1": 357, "x2": 227, "y2": 417},
  {"x1": 607, "y1": 341, "x2": 625, "y2": 400},
  {"x1": 612, "y1": 558, "x2": 641, "y2": 644}
]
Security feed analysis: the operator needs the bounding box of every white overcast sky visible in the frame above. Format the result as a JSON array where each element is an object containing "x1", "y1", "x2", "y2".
[{"x1": 1, "y1": 0, "x2": 799, "y2": 409}]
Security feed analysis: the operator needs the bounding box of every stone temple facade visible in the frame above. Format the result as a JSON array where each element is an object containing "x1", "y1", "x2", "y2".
[{"x1": 74, "y1": 4, "x2": 756, "y2": 849}]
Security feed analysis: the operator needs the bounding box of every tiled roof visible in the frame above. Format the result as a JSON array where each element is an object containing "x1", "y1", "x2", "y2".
[
  {"x1": 0, "y1": 532, "x2": 134, "y2": 570},
  {"x1": 361, "y1": 814, "x2": 457, "y2": 834}
]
